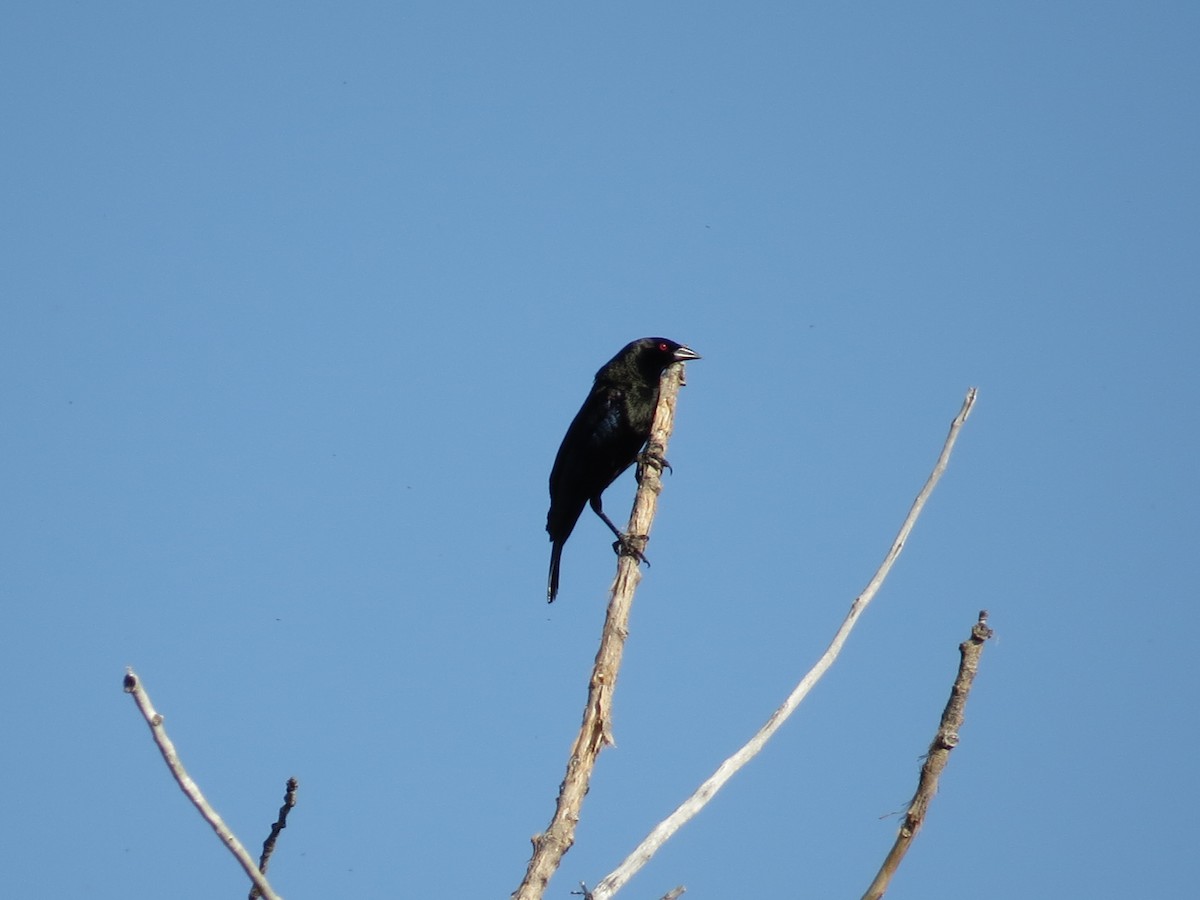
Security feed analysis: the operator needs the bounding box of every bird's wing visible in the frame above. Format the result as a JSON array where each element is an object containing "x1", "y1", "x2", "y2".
[
  {"x1": 551, "y1": 385, "x2": 626, "y2": 485},
  {"x1": 580, "y1": 385, "x2": 626, "y2": 447}
]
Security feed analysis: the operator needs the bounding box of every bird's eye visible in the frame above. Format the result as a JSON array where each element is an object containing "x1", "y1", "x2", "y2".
[{"x1": 658, "y1": 341, "x2": 669, "y2": 352}]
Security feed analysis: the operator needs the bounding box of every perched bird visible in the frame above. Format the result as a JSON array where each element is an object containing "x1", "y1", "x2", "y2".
[{"x1": 546, "y1": 337, "x2": 701, "y2": 602}]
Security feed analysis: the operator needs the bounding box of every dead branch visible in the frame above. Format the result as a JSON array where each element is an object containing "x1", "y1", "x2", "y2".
[
  {"x1": 861, "y1": 610, "x2": 994, "y2": 900},
  {"x1": 512, "y1": 362, "x2": 691, "y2": 900}
]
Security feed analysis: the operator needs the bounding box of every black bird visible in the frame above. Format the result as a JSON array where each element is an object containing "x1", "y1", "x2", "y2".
[{"x1": 546, "y1": 337, "x2": 701, "y2": 602}]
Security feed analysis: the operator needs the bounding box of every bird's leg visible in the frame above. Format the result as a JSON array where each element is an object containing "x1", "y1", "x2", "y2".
[
  {"x1": 636, "y1": 441, "x2": 671, "y2": 482},
  {"x1": 591, "y1": 499, "x2": 651, "y2": 567}
]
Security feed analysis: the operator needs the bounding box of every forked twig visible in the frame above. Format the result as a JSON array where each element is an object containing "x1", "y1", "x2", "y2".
[{"x1": 123, "y1": 668, "x2": 284, "y2": 900}]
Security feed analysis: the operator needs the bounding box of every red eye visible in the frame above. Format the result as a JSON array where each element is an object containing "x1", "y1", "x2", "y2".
[{"x1": 658, "y1": 341, "x2": 669, "y2": 351}]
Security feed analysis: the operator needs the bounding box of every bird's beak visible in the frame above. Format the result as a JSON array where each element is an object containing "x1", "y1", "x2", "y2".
[{"x1": 672, "y1": 345, "x2": 701, "y2": 362}]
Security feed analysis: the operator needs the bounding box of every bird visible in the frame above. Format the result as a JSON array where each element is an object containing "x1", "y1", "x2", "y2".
[{"x1": 546, "y1": 337, "x2": 701, "y2": 602}]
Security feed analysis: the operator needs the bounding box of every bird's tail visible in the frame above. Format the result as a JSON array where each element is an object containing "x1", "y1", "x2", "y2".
[{"x1": 547, "y1": 541, "x2": 563, "y2": 603}]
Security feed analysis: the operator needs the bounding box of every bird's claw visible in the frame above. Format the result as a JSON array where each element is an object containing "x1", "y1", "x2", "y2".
[
  {"x1": 612, "y1": 533, "x2": 651, "y2": 567},
  {"x1": 636, "y1": 447, "x2": 672, "y2": 482}
]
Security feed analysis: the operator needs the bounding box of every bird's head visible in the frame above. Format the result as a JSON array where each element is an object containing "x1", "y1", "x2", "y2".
[
  {"x1": 595, "y1": 337, "x2": 701, "y2": 385},
  {"x1": 627, "y1": 337, "x2": 701, "y2": 375}
]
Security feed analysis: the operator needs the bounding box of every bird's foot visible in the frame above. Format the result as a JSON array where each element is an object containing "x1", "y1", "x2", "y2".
[
  {"x1": 612, "y1": 533, "x2": 651, "y2": 567},
  {"x1": 636, "y1": 444, "x2": 671, "y2": 482}
]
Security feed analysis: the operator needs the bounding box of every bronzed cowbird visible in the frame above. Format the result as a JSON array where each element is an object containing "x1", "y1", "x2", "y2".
[{"x1": 546, "y1": 337, "x2": 701, "y2": 602}]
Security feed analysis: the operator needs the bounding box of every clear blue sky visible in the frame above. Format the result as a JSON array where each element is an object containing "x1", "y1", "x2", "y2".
[{"x1": 4, "y1": 3, "x2": 1197, "y2": 897}]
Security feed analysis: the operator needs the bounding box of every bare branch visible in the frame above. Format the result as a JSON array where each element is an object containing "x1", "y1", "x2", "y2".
[
  {"x1": 122, "y1": 668, "x2": 285, "y2": 900},
  {"x1": 249, "y1": 777, "x2": 299, "y2": 900},
  {"x1": 861, "y1": 610, "x2": 994, "y2": 900},
  {"x1": 512, "y1": 362, "x2": 692, "y2": 900},
  {"x1": 591, "y1": 388, "x2": 979, "y2": 898}
]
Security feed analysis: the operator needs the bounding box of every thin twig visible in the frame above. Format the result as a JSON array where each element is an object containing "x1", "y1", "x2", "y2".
[
  {"x1": 861, "y1": 610, "x2": 994, "y2": 900},
  {"x1": 249, "y1": 777, "x2": 299, "y2": 900},
  {"x1": 590, "y1": 388, "x2": 979, "y2": 899},
  {"x1": 122, "y1": 668, "x2": 284, "y2": 900},
  {"x1": 512, "y1": 363, "x2": 691, "y2": 900}
]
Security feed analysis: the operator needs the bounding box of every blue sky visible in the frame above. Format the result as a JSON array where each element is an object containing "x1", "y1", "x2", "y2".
[{"x1": 4, "y1": 3, "x2": 1197, "y2": 897}]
